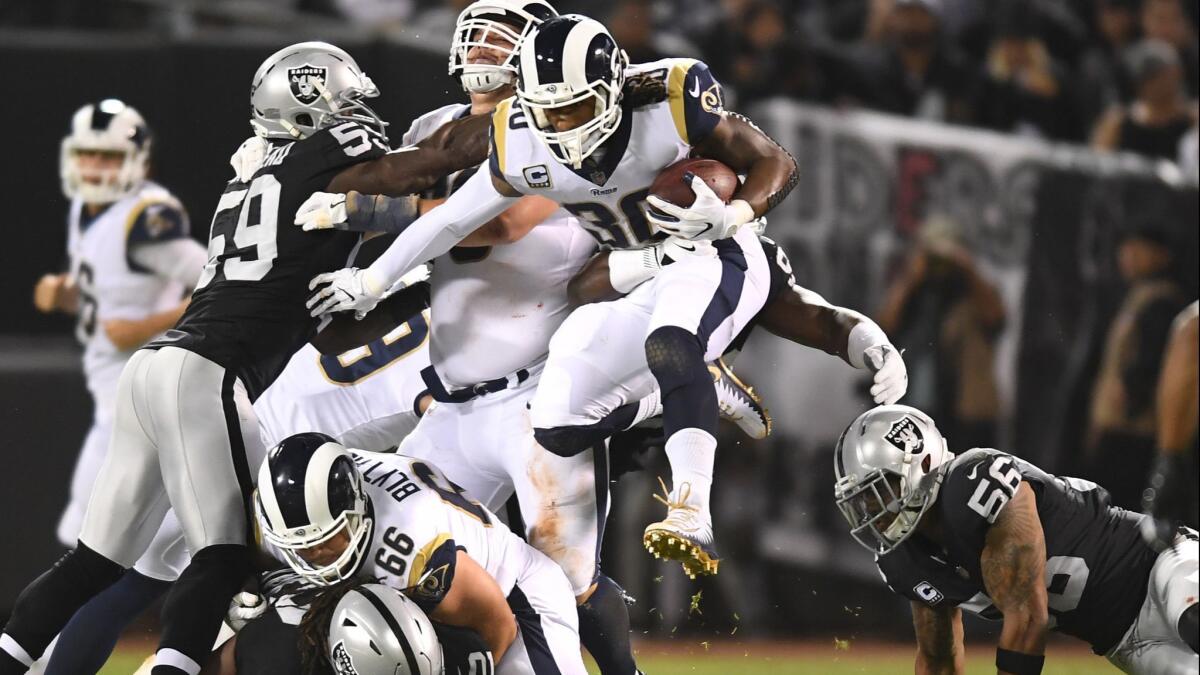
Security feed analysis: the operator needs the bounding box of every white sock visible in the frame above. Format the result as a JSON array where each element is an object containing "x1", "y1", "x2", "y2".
[
  {"x1": 664, "y1": 428, "x2": 716, "y2": 510},
  {"x1": 628, "y1": 390, "x2": 663, "y2": 429}
]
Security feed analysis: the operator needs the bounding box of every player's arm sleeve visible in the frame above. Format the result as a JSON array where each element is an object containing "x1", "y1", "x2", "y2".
[
  {"x1": 128, "y1": 238, "x2": 210, "y2": 290},
  {"x1": 666, "y1": 59, "x2": 725, "y2": 146},
  {"x1": 405, "y1": 535, "x2": 459, "y2": 611},
  {"x1": 363, "y1": 166, "x2": 517, "y2": 294}
]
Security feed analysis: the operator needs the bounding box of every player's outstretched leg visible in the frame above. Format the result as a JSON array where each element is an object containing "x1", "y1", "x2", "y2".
[
  {"x1": 152, "y1": 544, "x2": 250, "y2": 675},
  {"x1": 43, "y1": 569, "x2": 170, "y2": 675},
  {"x1": 641, "y1": 326, "x2": 721, "y2": 579},
  {"x1": 0, "y1": 544, "x2": 125, "y2": 674},
  {"x1": 577, "y1": 575, "x2": 640, "y2": 675}
]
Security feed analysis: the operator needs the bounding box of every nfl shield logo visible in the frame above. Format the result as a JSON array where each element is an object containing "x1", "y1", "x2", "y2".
[{"x1": 288, "y1": 64, "x2": 328, "y2": 105}]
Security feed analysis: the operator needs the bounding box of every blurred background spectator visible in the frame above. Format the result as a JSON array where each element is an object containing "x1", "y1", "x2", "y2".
[
  {"x1": 1085, "y1": 219, "x2": 1189, "y2": 510},
  {"x1": 838, "y1": 0, "x2": 978, "y2": 124},
  {"x1": 877, "y1": 215, "x2": 1007, "y2": 452},
  {"x1": 973, "y1": 1, "x2": 1081, "y2": 140},
  {"x1": 1079, "y1": 0, "x2": 1142, "y2": 128},
  {"x1": 1091, "y1": 39, "x2": 1199, "y2": 162}
]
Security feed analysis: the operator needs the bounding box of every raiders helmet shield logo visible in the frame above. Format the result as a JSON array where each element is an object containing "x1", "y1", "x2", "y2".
[
  {"x1": 331, "y1": 640, "x2": 359, "y2": 674},
  {"x1": 288, "y1": 64, "x2": 328, "y2": 105},
  {"x1": 884, "y1": 417, "x2": 924, "y2": 455}
]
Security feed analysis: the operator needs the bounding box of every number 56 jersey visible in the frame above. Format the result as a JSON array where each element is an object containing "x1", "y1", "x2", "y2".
[
  {"x1": 155, "y1": 122, "x2": 387, "y2": 400},
  {"x1": 876, "y1": 448, "x2": 1159, "y2": 655},
  {"x1": 489, "y1": 58, "x2": 724, "y2": 251}
]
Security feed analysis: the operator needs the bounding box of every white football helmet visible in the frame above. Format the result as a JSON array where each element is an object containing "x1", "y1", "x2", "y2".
[
  {"x1": 328, "y1": 584, "x2": 445, "y2": 675},
  {"x1": 833, "y1": 405, "x2": 954, "y2": 554},
  {"x1": 250, "y1": 41, "x2": 388, "y2": 143},
  {"x1": 60, "y1": 99, "x2": 150, "y2": 204},
  {"x1": 516, "y1": 15, "x2": 628, "y2": 168},
  {"x1": 449, "y1": 0, "x2": 558, "y2": 93},
  {"x1": 255, "y1": 433, "x2": 374, "y2": 586}
]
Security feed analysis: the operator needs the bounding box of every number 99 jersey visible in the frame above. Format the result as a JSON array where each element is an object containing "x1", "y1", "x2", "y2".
[
  {"x1": 876, "y1": 448, "x2": 1159, "y2": 655},
  {"x1": 489, "y1": 58, "x2": 724, "y2": 250},
  {"x1": 154, "y1": 121, "x2": 388, "y2": 400}
]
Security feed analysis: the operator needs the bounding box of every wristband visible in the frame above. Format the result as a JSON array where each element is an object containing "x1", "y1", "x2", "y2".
[
  {"x1": 608, "y1": 248, "x2": 662, "y2": 294},
  {"x1": 727, "y1": 199, "x2": 755, "y2": 229},
  {"x1": 996, "y1": 648, "x2": 1044, "y2": 675},
  {"x1": 346, "y1": 193, "x2": 419, "y2": 234},
  {"x1": 847, "y1": 319, "x2": 891, "y2": 370}
]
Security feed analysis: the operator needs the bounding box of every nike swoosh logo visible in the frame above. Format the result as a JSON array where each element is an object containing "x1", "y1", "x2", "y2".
[
  {"x1": 968, "y1": 464, "x2": 979, "y2": 480},
  {"x1": 690, "y1": 78, "x2": 701, "y2": 97},
  {"x1": 677, "y1": 243, "x2": 696, "y2": 252}
]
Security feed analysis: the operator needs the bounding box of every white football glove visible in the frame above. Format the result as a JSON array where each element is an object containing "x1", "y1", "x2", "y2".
[
  {"x1": 226, "y1": 591, "x2": 267, "y2": 633},
  {"x1": 658, "y1": 236, "x2": 718, "y2": 264},
  {"x1": 307, "y1": 267, "x2": 387, "y2": 319},
  {"x1": 229, "y1": 136, "x2": 268, "y2": 183},
  {"x1": 645, "y1": 174, "x2": 754, "y2": 241},
  {"x1": 295, "y1": 192, "x2": 349, "y2": 232},
  {"x1": 864, "y1": 344, "x2": 908, "y2": 405}
]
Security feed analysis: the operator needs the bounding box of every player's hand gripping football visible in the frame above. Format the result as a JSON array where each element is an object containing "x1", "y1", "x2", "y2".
[
  {"x1": 295, "y1": 191, "x2": 349, "y2": 231},
  {"x1": 646, "y1": 173, "x2": 754, "y2": 242},
  {"x1": 865, "y1": 344, "x2": 908, "y2": 405},
  {"x1": 307, "y1": 267, "x2": 387, "y2": 319}
]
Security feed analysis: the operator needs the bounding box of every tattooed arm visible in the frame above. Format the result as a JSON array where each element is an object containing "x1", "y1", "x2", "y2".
[
  {"x1": 911, "y1": 602, "x2": 965, "y2": 675},
  {"x1": 980, "y1": 482, "x2": 1049, "y2": 674}
]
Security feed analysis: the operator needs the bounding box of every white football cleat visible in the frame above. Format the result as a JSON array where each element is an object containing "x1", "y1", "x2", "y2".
[
  {"x1": 711, "y1": 357, "x2": 771, "y2": 440},
  {"x1": 643, "y1": 478, "x2": 720, "y2": 579}
]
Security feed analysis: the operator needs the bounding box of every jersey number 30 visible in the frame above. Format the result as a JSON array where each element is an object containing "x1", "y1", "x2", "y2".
[{"x1": 196, "y1": 174, "x2": 281, "y2": 289}]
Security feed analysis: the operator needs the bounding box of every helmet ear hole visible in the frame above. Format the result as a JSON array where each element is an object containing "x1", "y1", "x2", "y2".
[
  {"x1": 921, "y1": 455, "x2": 931, "y2": 472},
  {"x1": 369, "y1": 640, "x2": 382, "y2": 655},
  {"x1": 294, "y1": 113, "x2": 314, "y2": 127}
]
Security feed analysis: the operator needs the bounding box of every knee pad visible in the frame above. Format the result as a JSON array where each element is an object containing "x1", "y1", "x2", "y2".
[
  {"x1": 1181, "y1": 603, "x2": 1198, "y2": 653},
  {"x1": 644, "y1": 327, "x2": 706, "y2": 393},
  {"x1": 535, "y1": 426, "x2": 599, "y2": 458}
]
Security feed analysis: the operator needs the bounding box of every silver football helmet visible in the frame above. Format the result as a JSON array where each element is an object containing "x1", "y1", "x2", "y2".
[
  {"x1": 250, "y1": 41, "x2": 388, "y2": 143},
  {"x1": 833, "y1": 405, "x2": 954, "y2": 554},
  {"x1": 449, "y1": 0, "x2": 558, "y2": 93},
  {"x1": 328, "y1": 584, "x2": 445, "y2": 675},
  {"x1": 60, "y1": 99, "x2": 150, "y2": 203}
]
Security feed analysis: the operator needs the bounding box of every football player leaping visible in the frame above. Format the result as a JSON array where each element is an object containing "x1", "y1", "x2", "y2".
[
  {"x1": 834, "y1": 405, "x2": 1199, "y2": 675},
  {"x1": 0, "y1": 43, "x2": 489, "y2": 675},
  {"x1": 31, "y1": 100, "x2": 206, "y2": 675},
  {"x1": 302, "y1": 13, "x2": 809, "y2": 581},
  {"x1": 254, "y1": 433, "x2": 589, "y2": 674}
]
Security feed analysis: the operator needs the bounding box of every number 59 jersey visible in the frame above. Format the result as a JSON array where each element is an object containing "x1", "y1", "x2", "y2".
[
  {"x1": 155, "y1": 122, "x2": 387, "y2": 400},
  {"x1": 489, "y1": 58, "x2": 724, "y2": 250},
  {"x1": 347, "y1": 450, "x2": 542, "y2": 608},
  {"x1": 876, "y1": 448, "x2": 1159, "y2": 654}
]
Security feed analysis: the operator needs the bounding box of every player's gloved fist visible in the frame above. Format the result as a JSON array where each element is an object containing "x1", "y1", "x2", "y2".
[
  {"x1": 295, "y1": 191, "x2": 349, "y2": 231},
  {"x1": 229, "y1": 136, "x2": 269, "y2": 182},
  {"x1": 226, "y1": 591, "x2": 267, "y2": 633},
  {"x1": 657, "y1": 237, "x2": 717, "y2": 265},
  {"x1": 646, "y1": 173, "x2": 755, "y2": 241},
  {"x1": 307, "y1": 267, "x2": 387, "y2": 319},
  {"x1": 865, "y1": 344, "x2": 908, "y2": 405}
]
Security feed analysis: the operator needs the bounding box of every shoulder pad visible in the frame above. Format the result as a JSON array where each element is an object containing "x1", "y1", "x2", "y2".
[
  {"x1": 938, "y1": 450, "x2": 1024, "y2": 556},
  {"x1": 405, "y1": 535, "x2": 458, "y2": 611},
  {"x1": 488, "y1": 97, "x2": 524, "y2": 191},
  {"x1": 126, "y1": 198, "x2": 190, "y2": 271}
]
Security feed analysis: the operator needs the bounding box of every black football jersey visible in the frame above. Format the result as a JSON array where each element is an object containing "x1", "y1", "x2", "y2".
[
  {"x1": 876, "y1": 448, "x2": 1157, "y2": 654},
  {"x1": 726, "y1": 234, "x2": 799, "y2": 354},
  {"x1": 151, "y1": 122, "x2": 388, "y2": 399}
]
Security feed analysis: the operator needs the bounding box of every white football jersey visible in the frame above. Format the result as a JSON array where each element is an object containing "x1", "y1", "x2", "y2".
[
  {"x1": 66, "y1": 181, "x2": 191, "y2": 403},
  {"x1": 404, "y1": 104, "x2": 596, "y2": 388},
  {"x1": 349, "y1": 451, "x2": 537, "y2": 602},
  {"x1": 489, "y1": 58, "x2": 725, "y2": 251},
  {"x1": 254, "y1": 309, "x2": 432, "y2": 450}
]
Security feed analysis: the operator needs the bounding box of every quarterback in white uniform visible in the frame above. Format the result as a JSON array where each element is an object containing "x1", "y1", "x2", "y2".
[
  {"x1": 256, "y1": 433, "x2": 587, "y2": 675},
  {"x1": 304, "y1": 13, "x2": 803, "y2": 580},
  {"x1": 29, "y1": 100, "x2": 208, "y2": 674}
]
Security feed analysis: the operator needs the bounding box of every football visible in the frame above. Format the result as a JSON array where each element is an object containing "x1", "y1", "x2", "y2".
[{"x1": 649, "y1": 157, "x2": 738, "y2": 208}]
